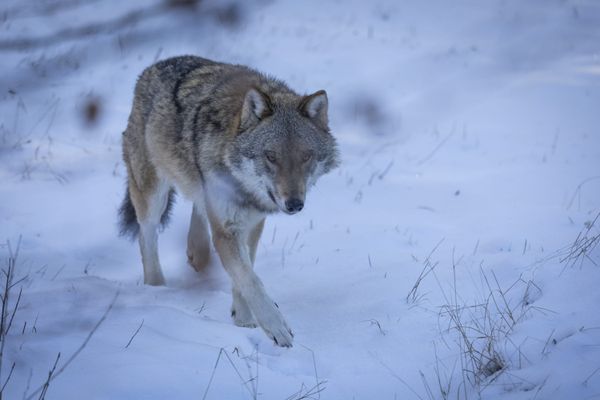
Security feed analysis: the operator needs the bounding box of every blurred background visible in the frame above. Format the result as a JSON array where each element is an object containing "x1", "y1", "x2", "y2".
[{"x1": 1, "y1": 1, "x2": 599, "y2": 399}]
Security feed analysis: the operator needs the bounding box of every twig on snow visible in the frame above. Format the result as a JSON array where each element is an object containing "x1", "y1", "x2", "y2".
[{"x1": 124, "y1": 319, "x2": 144, "y2": 349}]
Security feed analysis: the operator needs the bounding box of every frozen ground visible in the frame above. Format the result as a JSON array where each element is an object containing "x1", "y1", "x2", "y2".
[{"x1": 1, "y1": 0, "x2": 600, "y2": 399}]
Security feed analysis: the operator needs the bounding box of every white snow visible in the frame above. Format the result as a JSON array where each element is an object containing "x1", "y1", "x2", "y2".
[{"x1": 1, "y1": 0, "x2": 599, "y2": 399}]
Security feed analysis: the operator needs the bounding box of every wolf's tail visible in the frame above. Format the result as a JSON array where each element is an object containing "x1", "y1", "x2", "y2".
[
  {"x1": 118, "y1": 186, "x2": 140, "y2": 239},
  {"x1": 118, "y1": 183, "x2": 176, "y2": 240}
]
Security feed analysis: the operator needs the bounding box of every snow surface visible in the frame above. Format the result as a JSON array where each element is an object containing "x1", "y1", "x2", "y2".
[{"x1": 1, "y1": 0, "x2": 600, "y2": 399}]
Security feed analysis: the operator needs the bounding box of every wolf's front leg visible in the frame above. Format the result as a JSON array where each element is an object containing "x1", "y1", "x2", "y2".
[
  {"x1": 231, "y1": 288, "x2": 257, "y2": 328},
  {"x1": 211, "y1": 227, "x2": 293, "y2": 347},
  {"x1": 231, "y1": 218, "x2": 265, "y2": 327}
]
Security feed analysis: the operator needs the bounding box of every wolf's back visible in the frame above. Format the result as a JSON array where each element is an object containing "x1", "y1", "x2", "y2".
[{"x1": 132, "y1": 56, "x2": 216, "y2": 116}]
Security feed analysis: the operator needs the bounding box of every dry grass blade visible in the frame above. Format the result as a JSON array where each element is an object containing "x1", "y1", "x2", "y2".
[
  {"x1": 201, "y1": 347, "x2": 257, "y2": 400},
  {"x1": 566, "y1": 176, "x2": 600, "y2": 211},
  {"x1": 124, "y1": 319, "x2": 144, "y2": 349},
  {"x1": 406, "y1": 238, "x2": 444, "y2": 304},
  {"x1": 36, "y1": 353, "x2": 60, "y2": 400},
  {"x1": 0, "y1": 237, "x2": 25, "y2": 400},
  {"x1": 375, "y1": 356, "x2": 425, "y2": 400},
  {"x1": 0, "y1": 362, "x2": 15, "y2": 394},
  {"x1": 284, "y1": 380, "x2": 327, "y2": 400},
  {"x1": 362, "y1": 319, "x2": 386, "y2": 336},
  {"x1": 560, "y1": 212, "x2": 600, "y2": 271},
  {"x1": 583, "y1": 366, "x2": 600, "y2": 386},
  {"x1": 417, "y1": 126, "x2": 455, "y2": 166},
  {"x1": 431, "y1": 264, "x2": 549, "y2": 398},
  {"x1": 300, "y1": 344, "x2": 323, "y2": 400}
]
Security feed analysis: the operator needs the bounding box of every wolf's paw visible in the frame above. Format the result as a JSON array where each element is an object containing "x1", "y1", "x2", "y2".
[
  {"x1": 255, "y1": 303, "x2": 294, "y2": 347},
  {"x1": 231, "y1": 307, "x2": 257, "y2": 328}
]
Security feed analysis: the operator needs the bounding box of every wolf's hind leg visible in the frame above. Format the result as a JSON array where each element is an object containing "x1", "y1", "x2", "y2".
[
  {"x1": 129, "y1": 178, "x2": 171, "y2": 286},
  {"x1": 187, "y1": 204, "x2": 211, "y2": 272}
]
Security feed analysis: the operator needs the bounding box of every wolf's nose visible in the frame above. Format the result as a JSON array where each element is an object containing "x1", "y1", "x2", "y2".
[{"x1": 285, "y1": 198, "x2": 304, "y2": 214}]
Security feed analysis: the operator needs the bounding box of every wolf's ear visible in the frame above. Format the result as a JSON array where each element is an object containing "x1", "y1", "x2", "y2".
[
  {"x1": 299, "y1": 90, "x2": 328, "y2": 127},
  {"x1": 240, "y1": 88, "x2": 273, "y2": 130}
]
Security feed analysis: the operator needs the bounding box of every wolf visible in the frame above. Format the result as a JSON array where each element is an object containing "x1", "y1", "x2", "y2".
[{"x1": 119, "y1": 56, "x2": 339, "y2": 347}]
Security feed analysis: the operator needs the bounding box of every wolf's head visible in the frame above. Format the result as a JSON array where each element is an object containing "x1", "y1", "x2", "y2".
[{"x1": 228, "y1": 87, "x2": 339, "y2": 214}]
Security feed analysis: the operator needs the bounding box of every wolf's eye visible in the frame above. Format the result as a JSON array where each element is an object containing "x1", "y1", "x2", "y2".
[
  {"x1": 265, "y1": 151, "x2": 277, "y2": 164},
  {"x1": 302, "y1": 152, "x2": 313, "y2": 163}
]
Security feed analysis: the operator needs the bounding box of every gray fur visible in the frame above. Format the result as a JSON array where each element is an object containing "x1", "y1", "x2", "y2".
[{"x1": 120, "y1": 55, "x2": 339, "y2": 347}]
